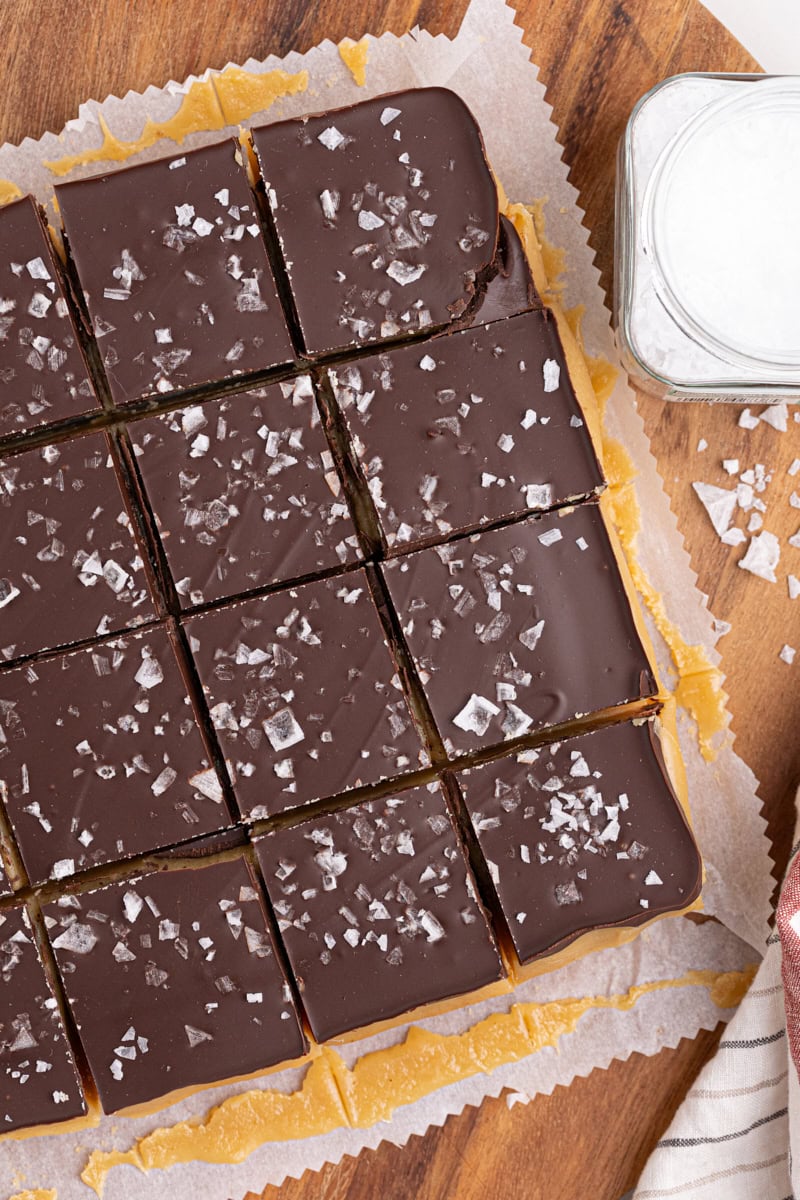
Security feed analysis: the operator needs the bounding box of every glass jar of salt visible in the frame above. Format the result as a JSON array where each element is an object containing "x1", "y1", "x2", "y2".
[{"x1": 615, "y1": 73, "x2": 800, "y2": 402}]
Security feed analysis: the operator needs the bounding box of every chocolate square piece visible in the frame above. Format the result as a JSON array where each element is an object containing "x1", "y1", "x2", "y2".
[
  {"x1": 329, "y1": 308, "x2": 602, "y2": 552},
  {"x1": 0, "y1": 627, "x2": 231, "y2": 885},
  {"x1": 131, "y1": 374, "x2": 360, "y2": 608},
  {"x1": 0, "y1": 196, "x2": 98, "y2": 439},
  {"x1": 56, "y1": 140, "x2": 293, "y2": 407},
  {"x1": 0, "y1": 432, "x2": 156, "y2": 663},
  {"x1": 252, "y1": 88, "x2": 500, "y2": 355},
  {"x1": 43, "y1": 857, "x2": 306, "y2": 1113},
  {"x1": 382, "y1": 505, "x2": 656, "y2": 754},
  {"x1": 455, "y1": 720, "x2": 702, "y2": 963},
  {"x1": 255, "y1": 780, "x2": 504, "y2": 1041},
  {"x1": 0, "y1": 905, "x2": 86, "y2": 1132},
  {"x1": 185, "y1": 571, "x2": 426, "y2": 820}
]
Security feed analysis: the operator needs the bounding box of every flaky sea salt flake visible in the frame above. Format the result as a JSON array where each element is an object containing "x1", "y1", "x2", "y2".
[
  {"x1": 691, "y1": 482, "x2": 737, "y2": 537},
  {"x1": 738, "y1": 530, "x2": 780, "y2": 582}
]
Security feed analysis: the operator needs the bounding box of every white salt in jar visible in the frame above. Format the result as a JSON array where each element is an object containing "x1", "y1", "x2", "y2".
[{"x1": 615, "y1": 73, "x2": 800, "y2": 402}]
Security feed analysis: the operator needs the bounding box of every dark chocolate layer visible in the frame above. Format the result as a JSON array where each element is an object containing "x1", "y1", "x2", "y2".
[
  {"x1": 0, "y1": 196, "x2": 99, "y2": 439},
  {"x1": 255, "y1": 779, "x2": 504, "y2": 1041},
  {"x1": 0, "y1": 628, "x2": 231, "y2": 884},
  {"x1": 455, "y1": 719, "x2": 702, "y2": 962},
  {"x1": 131, "y1": 376, "x2": 361, "y2": 608},
  {"x1": 382, "y1": 505, "x2": 657, "y2": 754},
  {"x1": 56, "y1": 140, "x2": 293, "y2": 407},
  {"x1": 329, "y1": 308, "x2": 603, "y2": 553},
  {"x1": 0, "y1": 432, "x2": 156, "y2": 663},
  {"x1": 0, "y1": 905, "x2": 86, "y2": 1131},
  {"x1": 252, "y1": 88, "x2": 500, "y2": 355},
  {"x1": 184, "y1": 571, "x2": 427, "y2": 820},
  {"x1": 43, "y1": 857, "x2": 306, "y2": 1113},
  {"x1": 467, "y1": 214, "x2": 541, "y2": 326}
]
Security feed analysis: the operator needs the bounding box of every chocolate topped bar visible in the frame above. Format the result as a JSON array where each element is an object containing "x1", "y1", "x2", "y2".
[
  {"x1": 329, "y1": 308, "x2": 603, "y2": 553},
  {"x1": 56, "y1": 140, "x2": 293, "y2": 407},
  {"x1": 382, "y1": 504, "x2": 657, "y2": 754},
  {"x1": 0, "y1": 432, "x2": 156, "y2": 663},
  {"x1": 0, "y1": 905, "x2": 86, "y2": 1132},
  {"x1": 184, "y1": 571, "x2": 426, "y2": 819},
  {"x1": 0, "y1": 628, "x2": 231, "y2": 885},
  {"x1": 255, "y1": 780, "x2": 504, "y2": 1041},
  {"x1": 0, "y1": 196, "x2": 98, "y2": 439},
  {"x1": 467, "y1": 215, "x2": 541, "y2": 327},
  {"x1": 455, "y1": 720, "x2": 702, "y2": 963},
  {"x1": 130, "y1": 375, "x2": 361, "y2": 608},
  {"x1": 43, "y1": 857, "x2": 306, "y2": 1113},
  {"x1": 252, "y1": 88, "x2": 500, "y2": 355}
]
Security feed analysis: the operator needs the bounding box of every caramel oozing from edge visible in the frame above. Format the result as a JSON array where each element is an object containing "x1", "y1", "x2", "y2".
[
  {"x1": 338, "y1": 38, "x2": 370, "y2": 87},
  {"x1": 0, "y1": 181, "x2": 23, "y2": 205},
  {"x1": 81, "y1": 964, "x2": 756, "y2": 1195},
  {"x1": 43, "y1": 68, "x2": 308, "y2": 178},
  {"x1": 8, "y1": 1190, "x2": 58, "y2": 1200}
]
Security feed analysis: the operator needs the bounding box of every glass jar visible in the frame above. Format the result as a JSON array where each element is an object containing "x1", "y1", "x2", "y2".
[{"x1": 614, "y1": 73, "x2": 800, "y2": 402}]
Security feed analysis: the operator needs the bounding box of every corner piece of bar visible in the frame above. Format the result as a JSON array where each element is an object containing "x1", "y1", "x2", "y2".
[
  {"x1": 43, "y1": 857, "x2": 306, "y2": 1114},
  {"x1": 455, "y1": 719, "x2": 702, "y2": 964},
  {"x1": 254, "y1": 779, "x2": 505, "y2": 1042},
  {"x1": 0, "y1": 905, "x2": 87, "y2": 1133},
  {"x1": 184, "y1": 570, "x2": 427, "y2": 820},
  {"x1": 0, "y1": 431, "x2": 156, "y2": 663},
  {"x1": 130, "y1": 375, "x2": 361, "y2": 608},
  {"x1": 0, "y1": 627, "x2": 232, "y2": 885},
  {"x1": 251, "y1": 87, "x2": 500, "y2": 355},
  {"x1": 55, "y1": 139, "x2": 293, "y2": 407},
  {"x1": 466, "y1": 214, "x2": 542, "y2": 327},
  {"x1": 0, "y1": 195, "x2": 99, "y2": 439},
  {"x1": 382, "y1": 504, "x2": 657, "y2": 755},
  {"x1": 329, "y1": 307, "x2": 603, "y2": 553}
]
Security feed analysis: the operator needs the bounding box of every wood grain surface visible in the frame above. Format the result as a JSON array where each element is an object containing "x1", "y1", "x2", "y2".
[{"x1": 2, "y1": 4, "x2": 796, "y2": 1199}]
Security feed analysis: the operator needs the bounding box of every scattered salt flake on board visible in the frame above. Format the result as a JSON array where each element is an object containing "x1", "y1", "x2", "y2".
[
  {"x1": 780, "y1": 644, "x2": 796, "y2": 665},
  {"x1": 722, "y1": 459, "x2": 739, "y2": 475},
  {"x1": 738, "y1": 530, "x2": 780, "y2": 582},
  {"x1": 790, "y1": 492, "x2": 800, "y2": 509},
  {"x1": 691, "y1": 482, "x2": 737, "y2": 536},
  {"x1": 789, "y1": 459, "x2": 800, "y2": 477},
  {"x1": 696, "y1": 438, "x2": 707, "y2": 452},
  {"x1": 738, "y1": 408, "x2": 759, "y2": 430},
  {"x1": 790, "y1": 529, "x2": 800, "y2": 550},
  {"x1": 788, "y1": 575, "x2": 800, "y2": 600},
  {"x1": 712, "y1": 616, "x2": 733, "y2": 637},
  {"x1": 760, "y1": 403, "x2": 789, "y2": 432},
  {"x1": 721, "y1": 527, "x2": 746, "y2": 546}
]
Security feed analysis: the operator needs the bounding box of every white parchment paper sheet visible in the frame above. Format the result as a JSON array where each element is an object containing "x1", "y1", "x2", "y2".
[{"x1": 0, "y1": 0, "x2": 774, "y2": 1195}]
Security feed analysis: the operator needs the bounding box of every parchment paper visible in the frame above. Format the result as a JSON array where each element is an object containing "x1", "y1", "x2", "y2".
[{"x1": 0, "y1": 1, "x2": 775, "y2": 1195}]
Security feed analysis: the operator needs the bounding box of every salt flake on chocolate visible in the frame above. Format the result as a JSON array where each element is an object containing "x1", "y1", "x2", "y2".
[{"x1": 452, "y1": 694, "x2": 500, "y2": 736}]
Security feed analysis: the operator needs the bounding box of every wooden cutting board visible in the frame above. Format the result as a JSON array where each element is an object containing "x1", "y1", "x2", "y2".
[{"x1": 3, "y1": 4, "x2": 796, "y2": 1199}]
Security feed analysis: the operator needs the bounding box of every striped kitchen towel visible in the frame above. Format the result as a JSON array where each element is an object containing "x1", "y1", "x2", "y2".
[{"x1": 633, "y1": 817, "x2": 800, "y2": 1200}]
